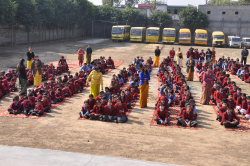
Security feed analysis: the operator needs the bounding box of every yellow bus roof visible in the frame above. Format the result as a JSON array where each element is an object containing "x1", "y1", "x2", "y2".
[
  {"x1": 112, "y1": 25, "x2": 131, "y2": 28},
  {"x1": 163, "y1": 28, "x2": 175, "y2": 31},
  {"x1": 147, "y1": 27, "x2": 160, "y2": 30},
  {"x1": 195, "y1": 29, "x2": 207, "y2": 33},
  {"x1": 212, "y1": 31, "x2": 224, "y2": 35},
  {"x1": 179, "y1": 28, "x2": 191, "y2": 33},
  {"x1": 131, "y1": 27, "x2": 146, "y2": 29}
]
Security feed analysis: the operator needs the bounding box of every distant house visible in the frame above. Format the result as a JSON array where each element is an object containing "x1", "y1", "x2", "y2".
[
  {"x1": 167, "y1": 4, "x2": 196, "y2": 20},
  {"x1": 156, "y1": 4, "x2": 168, "y2": 12}
]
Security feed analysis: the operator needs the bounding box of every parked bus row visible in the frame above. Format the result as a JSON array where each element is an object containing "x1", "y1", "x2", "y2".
[{"x1": 111, "y1": 25, "x2": 250, "y2": 48}]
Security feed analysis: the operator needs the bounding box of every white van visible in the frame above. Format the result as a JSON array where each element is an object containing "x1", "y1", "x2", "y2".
[{"x1": 227, "y1": 36, "x2": 241, "y2": 48}]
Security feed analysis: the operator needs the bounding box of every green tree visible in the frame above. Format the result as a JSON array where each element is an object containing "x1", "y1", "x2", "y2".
[
  {"x1": 76, "y1": 0, "x2": 96, "y2": 27},
  {"x1": 36, "y1": 0, "x2": 55, "y2": 29},
  {"x1": 122, "y1": 8, "x2": 147, "y2": 26},
  {"x1": 15, "y1": 0, "x2": 39, "y2": 31},
  {"x1": 125, "y1": 0, "x2": 139, "y2": 8},
  {"x1": 178, "y1": 7, "x2": 209, "y2": 33},
  {"x1": 96, "y1": 6, "x2": 122, "y2": 22},
  {"x1": 0, "y1": 0, "x2": 17, "y2": 26},
  {"x1": 149, "y1": 10, "x2": 172, "y2": 28},
  {"x1": 102, "y1": 0, "x2": 122, "y2": 7}
]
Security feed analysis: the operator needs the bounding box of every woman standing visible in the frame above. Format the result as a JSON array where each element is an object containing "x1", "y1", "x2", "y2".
[
  {"x1": 17, "y1": 59, "x2": 27, "y2": 95},
  {"x1": 206, "y1": 48, "x2": 212, "y2": 62},
  {"x1": 78, "y1": 47, "x2": 85, "y2": 67},
  {"x1": 86, "y1": 66, "x2": 103, "y2": 98},
  {"x1": 31, "y1": 55, "x2": 43, "y2": 87},
  {"x1": 139, "y1": 65, "x2": 150, "y2": 108},
  {"x1": 175, "y1": 47, "x2": 183, "y2": 67},
  {"x1": 186, "y1": 56, "x2": 195, "y2": 81},
  {"x1": 27, "y1": 47, "x2": 34, "y2": 69},
  {"x1": 200, "y1": 66, "x2": 214, "y2": 105},
  {"x1": 154, "y1": 46, "x2": 161, "y2": 67},
  {"x1": 211, "y1": 48, "x2": 216, "y2": 64}
]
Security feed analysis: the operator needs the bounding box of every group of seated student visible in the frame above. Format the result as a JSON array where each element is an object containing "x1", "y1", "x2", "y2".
[
  {"x1": 195, "y1": 58, "x2": 243, "y2": 127},
  {"x1": 79, "y1": 56, "x2": 115, "y2": 74},
  {"x1": 153, "y1": 57, "x2": 197, "y2": 127},
  {"x1": 0, "y1": 56, "x2": 70, "y2": 99},
  {"x1": 79, "y1": 56, "x2": 153, "y2": 123},
  {"x1": 7, "y1": 69, "x2": 89, "y2": 116}
]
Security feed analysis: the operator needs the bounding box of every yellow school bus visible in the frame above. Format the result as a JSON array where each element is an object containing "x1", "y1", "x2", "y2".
[
  {"x1": 130, "y1": 27, "x2": 146, "y2": 42},
  {"x1": 212, "y1": 31, "x2": 226, "y2": 47},
  {"x1": 178, "y1": 28, "x2": 191, "y2": 44},
  {"x1": 162, "y1": 28, "x2": 176, "y2": 44},
  {"x1": 194, "y1": 29, "x2": 208, "y2": 45},
  {"x1": 145, "y1": 27, "x2": 160, "y2": 43},
  {"x1": 111, "y1": 25, "x2": 131, "y2": 41}
]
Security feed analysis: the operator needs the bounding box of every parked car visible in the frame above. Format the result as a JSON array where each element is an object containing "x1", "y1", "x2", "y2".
[
  {"x1": 241, "y1": 37, "x2": 250, "y2": 48},
  {"x1": 227, "y1": 36, "x2": 241, "y2": 48}
]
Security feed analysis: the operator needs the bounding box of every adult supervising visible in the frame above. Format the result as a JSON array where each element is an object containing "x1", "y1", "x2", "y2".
[
  {"x1": 154, "y1": 46, "x2": 160, "y2": 67},
  {"x1": 241, "y1": 46, "x2": 249, "y2": 65},
  {"x1": 200, "y1": 66, "x2": 214, "y2": 105},
  {"x1": 86, "y1": 66, "x2": 103, "y2": 98},
  {"x1": 31, "y1": 55, "x2": 43, "y2": 87},
  {"x1": 17, "y1": 59, "x2": 27, "y2": 95},
  {"x1": 27, "y1": 47, "x2": 34, "y2": 69},
  {"x1": 86, "y1": 44, "x2": 92, "y2": 64},
  {"x1": 139, "y1": 65, "x2": 150, "y2": 108}
]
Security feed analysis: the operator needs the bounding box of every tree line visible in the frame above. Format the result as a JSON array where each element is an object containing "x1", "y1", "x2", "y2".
[{"x1": 0, "y1": 0, "x2": 210, "y2": 35}]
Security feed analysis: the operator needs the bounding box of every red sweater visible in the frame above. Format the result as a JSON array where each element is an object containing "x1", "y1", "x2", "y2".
[
  {"x1": 221, "y1": 112, "x2": 240, "y2": 125},
  {"x1": 35, "y1": 104, "x2": 44, "y2": 113},
  {"x1": 155, "y1": 108, "x2": 168, "y2": 121},
  {"x1": 104, "y1": 105, "x2": 116, "y2": 116},
  {"x1": 114, "y1": 103, "x2": 128, "y2": 117}
]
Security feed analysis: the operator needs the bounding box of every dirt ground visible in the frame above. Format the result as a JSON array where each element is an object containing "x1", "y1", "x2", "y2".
[{"x1": 0, "y1": 39, "x2": 250, "y2": 166}]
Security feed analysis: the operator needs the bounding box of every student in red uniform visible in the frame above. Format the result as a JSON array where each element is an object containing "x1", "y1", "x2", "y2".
[
  {"x1": 217, "y1": 101, "x2": 227, "y2": 122},
  {"x1": 8, "y1": 96, "x2": 22, "y2": 114},
  {"x1": 239, "y1": 96, "x2": 250, "y2": 115},
  {"x1": 30, "y1": 99, "x2": 44, "y2": 116},
  {"x1": 114, "y1": 98, "x2": 128, "y2": 123},
  {"x1": 90, "y1": 100, "x2": 104, "y2": 120},
  {"x1": 154, "y1": 103, "x2": 169, "y2": 125},
  {"x1": 236, "y1": 93, "x2": 246, "y2": 111},
  {"x1": 221, "y1": 106, "x2": 240, "y2": 128},
  {"x1": 106, "y1": 57, "x2": 115, "y2": 69},
  {"x1": 215, "y1": 86, "x2": 227, "y2": 108},
  {"x1": 177, "y1": 104, "x2": 197, "y2": 127},
  {"x1": 79, "y1": 100, "x2": 91, "y2": 118},
  {"x1": 87, "y1": 94, "x2": 96, "y2": 109},
  {"x1": 41, "y1": 95, "x2": 51, "y2": 112},
  {"x1": 21, "y1": 96, "x2": 33, "y2": 115},
  {"x1": 28, "y1": 93, "x2": 35, "y2": 108},
  {"x1": 102, "y1": 100, "x2": 116, "y2": 122},
  {"x1": 169, "y1": 47, "x2": 175, "y2": 61}
]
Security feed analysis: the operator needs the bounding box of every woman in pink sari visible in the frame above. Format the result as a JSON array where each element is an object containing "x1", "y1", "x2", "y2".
[{"x1": 200, "y1": 66, "x2": 214, "y2": 105}]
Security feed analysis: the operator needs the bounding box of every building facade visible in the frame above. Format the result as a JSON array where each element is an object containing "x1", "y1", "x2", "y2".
[{"x1": 198, "y1": 5, "x2": 250, "y2": 38}]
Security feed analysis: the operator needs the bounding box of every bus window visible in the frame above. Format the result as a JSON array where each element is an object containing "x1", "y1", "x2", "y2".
[
  {"x1": 163, "y1": 30, "x2": 175, "y2": 37},
  {"x1": 196, "y1": 33, "x2": 207, "y2": 38},
  {"x1": 214, "y1": 35, "x2": 224, "y2": 40},
  {"x1": 112, "y1": 27, "x2": 123, "y2": 34},
  {"x1": 131, "y1": 29, "x2": 142, "y2": 36},
  {"x1": 147, "y1": 30, "x2": 158, "y2": 36},
  {"x1": 180, "y1": 33, "x2": 190, "y2": 38}
]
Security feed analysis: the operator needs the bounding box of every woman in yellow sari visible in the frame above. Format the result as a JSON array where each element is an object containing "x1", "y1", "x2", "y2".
[
  {"x1": 186, "y1": 56, "x2": 195, "y2": 81},
  {"x1": 87, "y1": 66, "x2": 103, "y2": 98},
  {"x1": 31, "y1": 55, "x2": 42, "y2": 87},
  {"x1": 139, "y1": 65, "x2": 150, "y2": 108},
  {"x1": 154, "y1": 46, "x2": 161, "y2": 67},
  {"x1": 175, "y1": 47, "x2": 183, "y2": 67}
]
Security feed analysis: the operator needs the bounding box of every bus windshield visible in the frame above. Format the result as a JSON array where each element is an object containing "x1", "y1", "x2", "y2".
[
  {"x1": 246, "y1": 39, "x2": 250, "y2": 42},
  {"x1": 196, "y1": 33, "x2": 207, "y2": 38},
  {"x1": 112, "y1": 27, "x2": 124, "y2": 34},
  {"x1": 232, "y1": 38, "x2": 241, "y2": 42},
  {"x1": 163, "y1": 30, "x2": 175, "y2": 37},
  {"x1": 214, "y1": 35, "x2": 224, "y2": 40},
  {"x1": 131, "y1": 29, "x2": 142, "y2": 36},
  {"x1": 147, "y1": 30, "x2": 159, "y2": 36},
  {"x1": 180, "y1": 33, "x2": 190, "y2": 38}
]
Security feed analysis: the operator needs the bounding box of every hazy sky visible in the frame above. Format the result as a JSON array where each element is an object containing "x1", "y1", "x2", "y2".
[{"x1": 88, "y1": 0, "x2": 206, "y2": 6}]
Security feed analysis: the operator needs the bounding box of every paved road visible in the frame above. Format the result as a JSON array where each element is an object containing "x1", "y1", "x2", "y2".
[{"x1": 0, "y1": 145, "x2": 182, "y2": 166}]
